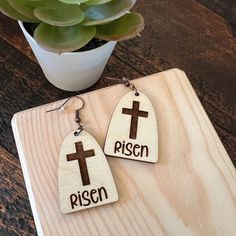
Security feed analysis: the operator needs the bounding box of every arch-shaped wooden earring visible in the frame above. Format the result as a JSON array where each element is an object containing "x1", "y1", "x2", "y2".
[
  {"x1": 104, "y1": 79, "x2": 158, "y2": 163},
  {"x1": 47, "y1": 96, "x2": 118, "y2": 214}
]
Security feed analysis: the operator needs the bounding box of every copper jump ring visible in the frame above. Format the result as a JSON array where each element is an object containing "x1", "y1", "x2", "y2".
[{"x1": 122, "y1": 77, "x2": 139, "y2": 96}]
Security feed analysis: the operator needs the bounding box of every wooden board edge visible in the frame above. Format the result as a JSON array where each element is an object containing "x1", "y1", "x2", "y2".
[{"x1": 11, "y1": 114, "x2": 45, "y2": 236}]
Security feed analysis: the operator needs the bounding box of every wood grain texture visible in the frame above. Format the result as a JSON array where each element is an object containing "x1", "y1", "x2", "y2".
[
  {"x1": 0, "y1": 147, "x2": 36, "y2": 236},
  {"x1": 195, "y1": 0, "x2": 236, "y2": 34},
  {"x1": 58, "y1": 130, "x2": 118, "y2": 213},
  {"x1": 12, "y1": 69, "x2": 236, "y2": 236},
  {"x1": 104, "y1": 91, "x2": 158, "y2": 163}
]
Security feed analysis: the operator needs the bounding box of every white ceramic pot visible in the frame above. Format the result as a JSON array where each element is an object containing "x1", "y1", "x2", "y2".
[{"x1": 18, "y1": 21, "x2": 116, "y2": 91}]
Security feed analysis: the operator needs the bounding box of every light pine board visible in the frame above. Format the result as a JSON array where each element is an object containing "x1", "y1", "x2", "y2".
[{"x1": 12, "y1": 69, "x2": 236, "y2": 236}]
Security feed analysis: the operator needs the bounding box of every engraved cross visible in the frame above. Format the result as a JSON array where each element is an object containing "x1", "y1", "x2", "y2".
[
  {"x1": 67, "y1": 142, "x2": 95, "y2": 186},
  {"x1": 122, "y1": 101, "x2": 148, "y2": 139}
]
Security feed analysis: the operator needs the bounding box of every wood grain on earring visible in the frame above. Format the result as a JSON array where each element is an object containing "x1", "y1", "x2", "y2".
[
  {"x1": 104, "y1": 91, "x2": 158, "y2": 163},
  {"x1": 58, "y1": 130, "x2": 118, "y2": 214},
  {"x1": 12, "y1": 69, "x2": 236, "y2": 236}
]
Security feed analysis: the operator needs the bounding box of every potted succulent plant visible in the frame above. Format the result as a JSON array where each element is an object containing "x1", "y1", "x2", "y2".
[{"x1": 0, "y1": 0, "x2": 144, "y2": 91}]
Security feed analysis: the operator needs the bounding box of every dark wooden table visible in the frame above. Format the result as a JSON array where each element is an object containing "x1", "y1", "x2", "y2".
[{"x1": 0, "y1": 0, "x2": 236, "y2": 235}]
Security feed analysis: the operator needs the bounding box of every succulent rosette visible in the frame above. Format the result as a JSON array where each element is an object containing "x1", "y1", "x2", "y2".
[{"x1": 0, "y1": 0, "x2": 144, "y2": 53}]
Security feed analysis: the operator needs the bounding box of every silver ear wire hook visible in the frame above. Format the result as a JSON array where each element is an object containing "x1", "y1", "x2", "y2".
[
  {"x1": 47, "y1": 95, "x2": 85, "y2": 136},
  {"x1": 46, "y1": 96, "x2": 84, "y2": 113}
]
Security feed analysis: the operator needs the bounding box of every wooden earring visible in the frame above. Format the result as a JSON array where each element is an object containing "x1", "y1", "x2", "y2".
[
  {"x1": 47, "y1": 96, "x2": 118, "y2": 214},
  {"x1": 104, "y1": 78, "x2": 158, "y2": 163}
]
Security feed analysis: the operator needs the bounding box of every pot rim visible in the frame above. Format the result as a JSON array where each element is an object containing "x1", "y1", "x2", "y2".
[{"x1": 18, "y1": 20, "x2": 116, "y2": 56}]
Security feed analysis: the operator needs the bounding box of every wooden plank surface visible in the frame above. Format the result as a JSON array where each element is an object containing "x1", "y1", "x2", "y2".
[
  {"x1": 0, "y1": 0, "x2": 236, "y2": 235},
  {"x1": 0, "y1": 147, "x2": 36, "y2": 235},
  {"x1": 12, "y1": 69, "x2": 236, "y2": 236},
  {"x1": 195, "y1": 0, "x2": 236, "y2": 33}
]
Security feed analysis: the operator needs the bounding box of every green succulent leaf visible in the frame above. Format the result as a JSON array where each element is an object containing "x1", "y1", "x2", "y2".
[
  {"x1": 34, "y1": 23, "x2": 96, "y2": 53},
  {"x1": 0, "y1": 1, "x2": 38, "y2": 22},
  {"x1": 7, "y1": 0, "x2": 42, "y2": 21},
  {"x1": 82, "y1": 0, "x2": 136, "y2": 26},
  {"x1": 1, "y1": 0, "x2": 144, "y2": 53},
  {"x1": 96, "y1": 12, "x2": 144, "y2": 41},
  {"x1": 58, "y1": 0, "x2": 88, "y2": 4},
  {"x1": 34, "y1": 4, "x2": 84, "y2": 27},
  {"x1": 86, "y1": 0, "x2": 112, "y2": 5},
  {"x1": 0, "y1": 0, "x2": 33, "y2": 22}
]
